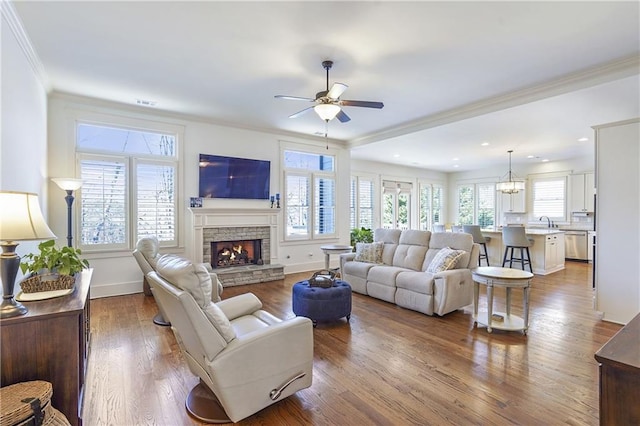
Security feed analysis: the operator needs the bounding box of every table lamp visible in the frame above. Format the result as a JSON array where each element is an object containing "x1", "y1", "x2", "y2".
[
  {"x1": 51, "y1": 178, "x2": 83, "y2": 247},
  {"x1": 0, "y1": 191, "x2": 56, "y2": 318}
]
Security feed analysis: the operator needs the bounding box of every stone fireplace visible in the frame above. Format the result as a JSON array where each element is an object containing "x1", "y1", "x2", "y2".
[{"x1": 191, "y1": 208, "x2": 284, "y2": 286}]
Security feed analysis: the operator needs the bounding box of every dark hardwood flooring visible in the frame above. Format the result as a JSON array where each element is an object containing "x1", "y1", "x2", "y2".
[{"x1": 83, "y1": 261, "x2": 621, "y2": 425}]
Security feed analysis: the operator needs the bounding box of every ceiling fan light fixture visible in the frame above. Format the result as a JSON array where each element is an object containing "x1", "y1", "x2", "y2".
[
  {"x1": 497, "y1": 150, "x2": 525, "y2": 194},
  {"x1": 314, "y1": 103, "x2": 341, "y2": 121}
]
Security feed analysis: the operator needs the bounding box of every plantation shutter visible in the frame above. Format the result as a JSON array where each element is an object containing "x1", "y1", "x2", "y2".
[
  {"x1": 350, "y1": 177, "x2": 356, "y2": 229},
  {"x1": 457, "y1": 184, "x2": 474, "y2": 225},
  {"x1": 477, "y1": 183, "x2": 496, "y2": 227},
  {"x1": 80, "y1": 158, "x2": 127, "y2": 247},
  {"x1": 285, "y1": 173, "x2": 310, "y2": 238},
  {"x1": 358, "y1": 178, "x2": 374, "y2": 229},
  {"x1": 136, "y1": 162, "x2": 177, "y2": 243},
  {"x1": 315, "y1": 176, "x2": 336, "y2": 235}
]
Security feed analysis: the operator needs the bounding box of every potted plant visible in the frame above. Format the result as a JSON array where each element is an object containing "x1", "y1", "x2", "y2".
[
  {"x1": 20, "y1": 240, "x2": 89, "y2": 291},
  {"x1": 350, "y1": 227, "x2": 373, "y2": 251}
]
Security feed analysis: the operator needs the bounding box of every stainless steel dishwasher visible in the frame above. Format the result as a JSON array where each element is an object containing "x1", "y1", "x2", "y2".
[{"x1": 564, "y1": 231, "x2": 588, "y2": 260}]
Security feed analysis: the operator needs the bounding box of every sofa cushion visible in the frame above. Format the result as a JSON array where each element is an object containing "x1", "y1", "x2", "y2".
[
  {"x1": 423, "y1": 232, "x2": 474, "y2": 270},
  {"x1": 426, "y1": 247, "x2": 466, "y2": 273},
  {"x1": 343, "y1": 260, "x2": 377, "y2": 280},
  {"x1": 374, "y1": 228, "x2": 401, "y2": 265},
  {"x1": 396, "y1": 271, "x2": 436, "y2": 295},
  {"x1": 398, "y1": 229, "x2": 431, "y2": 246},
  {"x1": 354, "y1": 242, "x2": 384, "y2": 264},
  {"x1": 157, "y1": 254, "x2": 236, "y2": 342},
  {"x1": 392, "y1": 245, "x2": 429, "y2": 271},
  {"x1": 367, "y1": 265, "x2": 411, "y2": 285}
]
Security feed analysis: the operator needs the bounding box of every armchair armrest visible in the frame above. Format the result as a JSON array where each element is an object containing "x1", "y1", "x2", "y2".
[
  {"x1": 211, "y1": 316, "x2": 313, "y2": 382},
  {"x1": 216, "y1": 292, "x2": 263, "y2": 320},
  {"x1": 340, "y1": 252, "x2": 356, "y2": 275}
]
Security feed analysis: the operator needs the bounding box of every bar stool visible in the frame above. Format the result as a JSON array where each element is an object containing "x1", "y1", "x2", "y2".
[
  {"x1": 432, "y1": 224, "x2": 445, "y2": 232},
  {"x1": 451, "y1": 225, "x2": 463, "y2": 233},
  {"x1": 501, "y1": 226, "x2": 534, "y2": 272},
  {"x1": 463, "y1": 225, "x2": 491, "y2": 266}
]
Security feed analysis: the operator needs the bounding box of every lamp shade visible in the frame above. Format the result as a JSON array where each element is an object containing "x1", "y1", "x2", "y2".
[
  {"x1": 314, "y1": 103, "x2": 341, "y2": 121},
  {"x1": 496, "y1": 180, "x2": 525, "y2": 194},
  {"x1": 52, "y1": 178, "x2": 83, "y2": 191},
  {"x1": 0, "y1": 191, "x2": 56, "y2": 241}
]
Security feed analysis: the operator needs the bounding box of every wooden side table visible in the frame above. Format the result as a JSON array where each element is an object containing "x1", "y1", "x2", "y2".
[{"x1": 472, "y1": 266, "x2": 533, "y2": 335}]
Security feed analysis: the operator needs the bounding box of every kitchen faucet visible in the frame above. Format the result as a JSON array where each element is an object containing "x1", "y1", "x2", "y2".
[{"x1": 539, "y1": 216, "x2": 552, "y2": 228}]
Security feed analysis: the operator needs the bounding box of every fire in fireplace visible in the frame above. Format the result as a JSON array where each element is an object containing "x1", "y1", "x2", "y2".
[{"x1": 211, "y1": 239, "x2": 262, "y2": 269}]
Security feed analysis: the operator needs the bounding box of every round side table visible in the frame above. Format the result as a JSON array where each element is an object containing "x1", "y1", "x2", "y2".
[
  {"x1": 472, "y1": 266, "x2": 534, "y2": 335},
  {"x1": 320, "y1": 244, "x2": 353, "y2": 270}
]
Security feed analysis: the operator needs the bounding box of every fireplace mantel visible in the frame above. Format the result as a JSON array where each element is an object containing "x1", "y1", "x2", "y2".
[{"x1": 190, "y1": 208, "x2": 280, "y2": 264}]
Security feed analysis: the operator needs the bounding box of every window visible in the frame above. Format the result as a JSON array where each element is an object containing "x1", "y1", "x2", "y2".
[
  {"x1": 456, "y1": 182, "x2": 496, "y2": 227},
  {"x1": 76, "y1": 121, "x2": 180, "y2": 250},
  {"x1": 283, "y1": 149, "x2": 336, "y2": 240},
  {"x1": 419, "y1": 182, "x2": 443, "y2": 231},
  {"x1": 532, "y1": 177, "x2": 566, "y2": 220},
  {"x1": 350, "y1": 175, "x2": 375, "y2": 230},
  {"x1": 382, "y1": 180, "x2": 411, "y2": 230}
]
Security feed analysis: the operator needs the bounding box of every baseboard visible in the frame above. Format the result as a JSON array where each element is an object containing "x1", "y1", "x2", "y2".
[
  {"x1": 284, "y1": 260, "x2": 326, "y2": 274},
  {"x1": 90, "y1": 280, "x2": 142, "y2": 299}
]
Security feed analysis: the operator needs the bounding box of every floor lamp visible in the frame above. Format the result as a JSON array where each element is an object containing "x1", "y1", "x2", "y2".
[
  {"x1": 0, "y1": 191, "x2": 56, "y2": 318},
  {"x1": 52, "y1": 178, "x2": 83, "y2": 247}
]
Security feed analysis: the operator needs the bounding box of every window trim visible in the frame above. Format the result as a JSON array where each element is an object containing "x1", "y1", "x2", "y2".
[
  {"x1": 530, "y1": 174, "x2": 568, "y2": 222},
  {"x1": 350, "y1": 173, "x2": 376, "y2": 230},
  {"x1": 73, "y1": 112, "x2": 184, "y2": 252},
  {"x1": 281, "y1": 142, "x2": 339, "y2": 242}
]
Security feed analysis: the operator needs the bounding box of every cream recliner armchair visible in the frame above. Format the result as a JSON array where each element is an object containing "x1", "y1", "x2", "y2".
[
  {"x1": 133, "y1": 236, "x2": 223, "y2": 326},
  {"x1": 147, "y1": 254, "x2": 313, "y2": 423}
]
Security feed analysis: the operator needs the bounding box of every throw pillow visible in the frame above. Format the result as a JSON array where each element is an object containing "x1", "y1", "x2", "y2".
[
  {"x1": 355, "y1": 241, "x2": 384, "y2": 264},
  {"x1": 427, "y1": 247, "x2": 465, "y2": 273}
]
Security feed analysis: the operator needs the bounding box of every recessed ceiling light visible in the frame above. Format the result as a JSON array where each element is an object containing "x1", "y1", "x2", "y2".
[
  {"x1": 481, "y1": 142, "x2": 490, "y2": 146},
  {"x1": 453, "y1": 164, "x2": 459, "y2": 168},
  {"x1": 527, "y1": 155, "x2": 535, "y2": 159},
  {"x1": 136, "y1": 99, "x2": 157, "y2": 107},
  {"x1": 578, "y1": 137, "x2": 589, "y2": 142},
  {"x1": 542, "y1": 159, "x2": 550, "y2": 162},
  {"x1": 452, "y1": 157, "x2": 459, "y2": 161},
  {"x1": 393, "y1": 154, "x2": 400, "y2": 158}
]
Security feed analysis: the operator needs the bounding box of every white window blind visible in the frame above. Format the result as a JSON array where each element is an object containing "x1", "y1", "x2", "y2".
[
  {"x1": 285, "y1": 173, "x2": 310, "y2": 238},
  {"x1": 533, "y1": 178, "x2": 566, "y2": 219},
  {"x1": 136, "y1": 162, "x2": 176, "y2": 242},
  {"x1": 419, "y1": 183, "x2": 444, "y2": 230},
  {"x1": 315, "y1": 176, "x2": 336, "y2": 235},
  {"x1": 358, "y1": 178, "x2": 374, "y2": 229},
  {"x1": 80, "y1": 158, "x2": 128, "y2": 247},
  {"x1": 349, "y1": 177, "x2": 357, "y2": 229}
]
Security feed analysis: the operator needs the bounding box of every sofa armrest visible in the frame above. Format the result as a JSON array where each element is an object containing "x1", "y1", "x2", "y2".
[
  {"x1": 216, "y1": 292, "x2": 263, "y2": 320},
  {"x1": 340, "y1": 252, "x2": 356, "y2": 275},
  {"x1": 432, "y1": 269, "x2": 474, "y2": 316},
  {"x1": 203, "y1": 263, "x2": 224, "y2": 302}
]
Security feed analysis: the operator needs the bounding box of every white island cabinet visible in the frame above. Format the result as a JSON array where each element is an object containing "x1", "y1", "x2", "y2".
[{"x1": 480, "y1": 228, "x2": 565, "y2": 275}]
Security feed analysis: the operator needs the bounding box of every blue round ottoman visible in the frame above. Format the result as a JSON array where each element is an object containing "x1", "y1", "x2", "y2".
[{"x1": 292, "y1": 280, "x2": 352, "y2": 327}]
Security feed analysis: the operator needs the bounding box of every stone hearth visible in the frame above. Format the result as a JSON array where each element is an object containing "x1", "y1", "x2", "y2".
[{"x1": 190, "y1": 208, "x2": 284, "y2": 286}]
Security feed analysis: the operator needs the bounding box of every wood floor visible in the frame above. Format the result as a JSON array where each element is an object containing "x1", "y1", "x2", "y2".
[{"x1": 83, "y1": 261, "x2": 621, "y2": 425}]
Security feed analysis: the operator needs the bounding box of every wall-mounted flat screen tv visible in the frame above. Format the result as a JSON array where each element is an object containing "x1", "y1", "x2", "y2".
[{"x1": 199, "y1": 154, "x2": 270, "y2": 200}]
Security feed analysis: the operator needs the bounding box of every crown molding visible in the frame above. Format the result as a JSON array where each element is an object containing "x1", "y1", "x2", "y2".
[
  {"x1": 1, "y1": 0, "x2": 51, "y2": 91},
  {"x1": 349, "y1": 54, "x2": 640, "y2": 148}
]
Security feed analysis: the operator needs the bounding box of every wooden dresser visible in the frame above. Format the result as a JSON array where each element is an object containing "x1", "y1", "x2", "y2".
[
  {"x1": 594, "y1": 312, "x2": 640, "y2": 425},
  {"x1": 0, "y1": 269, "x2": 92, "y2": 426}
]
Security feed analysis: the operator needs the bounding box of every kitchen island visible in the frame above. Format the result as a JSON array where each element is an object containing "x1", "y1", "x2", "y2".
[{"x1": 481, "y1": 228, "x2": 565, "y2": 275}]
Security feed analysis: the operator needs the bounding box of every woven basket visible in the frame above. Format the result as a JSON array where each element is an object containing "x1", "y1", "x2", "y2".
[
  {"x1": 20, "y1": 274, "x2": 75, "y2": 294},
  {"x1": 0, "y1": 380, "x2": 70, "y2": 426}
]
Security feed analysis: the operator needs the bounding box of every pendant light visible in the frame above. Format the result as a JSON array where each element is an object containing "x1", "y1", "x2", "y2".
[{"x1": 496, "y1": 150, "x2": 525, "y2": 194}]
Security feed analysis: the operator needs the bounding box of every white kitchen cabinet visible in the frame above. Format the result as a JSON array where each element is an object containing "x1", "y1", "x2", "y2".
[
  {"x1": 570, "y1": 173, "x2": 595, "y2": 213},
  {"x1": 544, "y1": 233, "x2": 565, "y2": 271},
  {"x1": 500, "y1": 189, "x2": 526, "y2": 213}
]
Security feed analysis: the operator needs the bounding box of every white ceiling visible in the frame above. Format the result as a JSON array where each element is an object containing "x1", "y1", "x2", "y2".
[{"x1": 10, "y1": 1, "x2": 640, "y2": 172}]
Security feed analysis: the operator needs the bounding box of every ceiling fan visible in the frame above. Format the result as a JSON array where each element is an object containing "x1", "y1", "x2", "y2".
[{"x1": 275, "y1": 60, "x2": 384, "y2": 123}]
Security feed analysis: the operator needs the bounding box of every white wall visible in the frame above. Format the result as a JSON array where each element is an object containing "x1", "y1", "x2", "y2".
[
  {"x1": 1, "y1": 8, "x2": 50, "y2": 285},
  {"x1": 47, "y1": 94, "x2": 351, "y2": 297},
  {"x1": 594, "y1": 119, "x2": 640, "y2": 324}
]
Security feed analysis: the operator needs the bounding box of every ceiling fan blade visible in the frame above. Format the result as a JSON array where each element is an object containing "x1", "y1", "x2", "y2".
[
  {"x1": 288, "y1": 106, "x2": 314, "y2": 119},
  {"x1": 336, "y1": 110, "x2": 351, "y2": 123},
  {"x1": 327, "y1": 83, "x2": 348, "y2": 99},
  {"x1": 275, "y1": 95, "x2": 315, "y2": 102},
  {"x1": 340, "y1": 100, "x2": 384, "y2": 109}
]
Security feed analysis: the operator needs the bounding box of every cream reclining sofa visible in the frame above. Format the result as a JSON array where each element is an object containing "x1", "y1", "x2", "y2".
[{"x1": 340, "y1": 229, "x2": 479, "y2": 316}]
